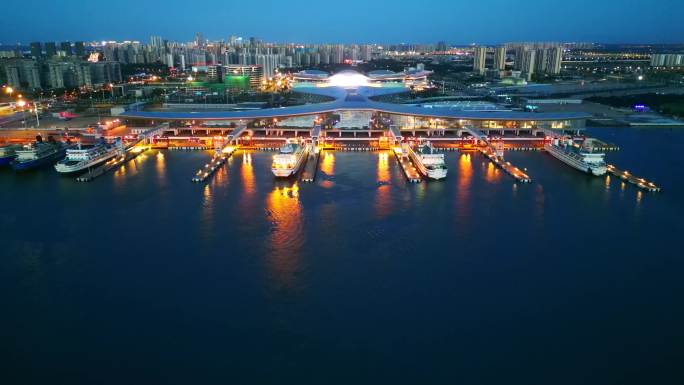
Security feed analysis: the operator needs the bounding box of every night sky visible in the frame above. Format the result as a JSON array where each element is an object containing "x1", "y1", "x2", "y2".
[{"x1": 2, "y1": 0, "x2": 683, "y2": 44}]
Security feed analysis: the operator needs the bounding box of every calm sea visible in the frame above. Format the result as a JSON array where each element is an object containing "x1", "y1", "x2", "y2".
[{"x1": 1, "y1": 127, "x2": 682, "y2": 384}]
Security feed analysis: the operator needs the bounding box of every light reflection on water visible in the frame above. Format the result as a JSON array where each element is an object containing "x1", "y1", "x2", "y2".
[
  {"x1": 241, "y1": 151, "x2": 255, "y2": 195},
  {"x1": 484, "y1": 160, "x2": 501, "y2": 183},
  {"x1": 265, "y1": 181, "x2": 304, "y2": 291},
  {"x1": 155, "y1": 151, "x2": 166, "y2": 186},
  {"x1": 320, "y1": 151, "x2": 335, "y2": 176},
  {"x1": 374, "y1": 151, "x2": 392, "y2": 219},
  {"x1": 455, "y1": 153, "x2": 473, "y2": 220},
  {"x1": 319, "y1": 150, "x2": 336, "y2": 188},
  {"x1": 113, "y1": 152, "x2": 151, "y2": 187},
  {"x1": 2, "y1": 126, "x2": 683, "y2": 383},
  {"x1": 201, "y1": 183, "x2": 214, "y2": 235}
]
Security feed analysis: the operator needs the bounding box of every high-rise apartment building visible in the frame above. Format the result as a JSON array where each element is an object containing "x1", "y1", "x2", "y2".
[
  {"x1": 30, "y1": 42, "x2": 42, "y2": 59},
  {"x1": 60, "y1": 42, "x2": 72, "y2": 56},
  {"x1": 74, "y1": 42, "x2": 85, "y2": 57},
  {"x1": 547, "y1": 47, "x2": 562, "y2": 74},
  {"x1": 520, "y1": 49, "x2": 536, "y2": 81},
  {"x1": 45, "y1": 42, "x2": 57, "y2": 58},
  {"x1": 4, "y1": 59, "x2": 42, "y2": 89},
  {"x1": 493, "y1": 46, "x2": 506, "y2": 70},
  {"x1": 473, "y1": 46, "x2": 487, "y2": 74}
]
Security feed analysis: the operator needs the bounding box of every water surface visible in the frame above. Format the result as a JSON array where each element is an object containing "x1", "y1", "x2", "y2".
[{"x1": 1, "y1": 127, "x2": 682, "y2": 384}]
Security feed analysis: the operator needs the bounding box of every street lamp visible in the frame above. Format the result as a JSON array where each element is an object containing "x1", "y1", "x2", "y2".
[{"x1": 4, "y1": 86, "x2": 14, "y2": 97}]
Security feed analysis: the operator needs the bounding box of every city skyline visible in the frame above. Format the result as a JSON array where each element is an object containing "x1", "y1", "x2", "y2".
[{"x1": 2, "y1": 0, "x2": 684, "y2": 45}]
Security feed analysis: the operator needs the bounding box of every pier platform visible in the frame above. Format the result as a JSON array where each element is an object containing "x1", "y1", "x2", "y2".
[
  {"x1": 191, "y1": 146, "x2": 237, "y2": 183},
  {"x1": 479, "y1": 147, "x2": 532, "y2": 183},
  {"x1": 300, "y1": 151, "x2": 320, "y2": 183},
  {"x1": 606, "y1": 164, "x2": 660, "y2": 192},
  {"x1": 393, "y1": 147, "x2": 421, "y2": 183}
]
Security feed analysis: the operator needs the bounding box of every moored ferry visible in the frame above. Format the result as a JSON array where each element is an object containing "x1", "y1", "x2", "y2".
[
  {"x1": 545, "y1": 138, "x2": 607, "y2": 176},
  {"x1": 54, "y1": 140, "x2": 123, "y2": 174},
  {"x1": 12, "y1": 140, "x2": 67, "y2": 171},
  {"x1": 0, "y1": 144, "x2": 23, "y2": 166},
  {"x1": 406, "y1": 141, "x2": 448, "y2": 180},
  {"x1": 272, "y1": 140, "x2": 309, "y2": 177}
]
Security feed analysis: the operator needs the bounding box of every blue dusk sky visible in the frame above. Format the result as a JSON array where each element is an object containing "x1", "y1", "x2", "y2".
[{"x1": 2, "y1": 0, "x2": 683, "y2": 44}]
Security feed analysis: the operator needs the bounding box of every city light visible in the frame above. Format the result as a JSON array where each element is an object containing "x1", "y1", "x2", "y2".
[{"x1": 328, "y1": 72, "x2": 370, "y2": 88}]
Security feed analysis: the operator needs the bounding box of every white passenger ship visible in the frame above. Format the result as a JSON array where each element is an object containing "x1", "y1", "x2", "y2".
[
  {"x1": 271, "y1": 140, "x2": 309, "y2": 177},
  {"x1": 545, "y1": 138, "x2": 607, "y2": 176},
  {"x1": 54, "y1": 140, "x2": 123, "y2": 174},
  {"x1": 406, "y1": 141, "x2": 448, "y2": 180}
]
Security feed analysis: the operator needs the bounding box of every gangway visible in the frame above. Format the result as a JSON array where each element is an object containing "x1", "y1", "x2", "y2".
[
  {"x1": 388, "y1": 125, "x2": 403, "y2": 144},
  {"x1": 310, "y1": 124, "x2": 322, "y2": 153},
  {"x1": 462, "y1": 125, "x2": 488, "y2": 142},
  {"x1": 463, "y1": 125, "x2": 532, "y2": 183},
  {"x1": 227, "y1": 123, "x2": 247, "y2": 143}
]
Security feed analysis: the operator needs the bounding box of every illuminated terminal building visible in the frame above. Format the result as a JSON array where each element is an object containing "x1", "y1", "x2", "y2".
[{"x1": 120, "y1": 70, "x2": 588, "y2": 139}]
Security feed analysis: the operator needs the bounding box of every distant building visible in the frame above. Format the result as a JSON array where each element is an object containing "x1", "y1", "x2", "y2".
[
  {"x1": 207, "y1": 65, "x2": 223, "y2": 81},
  {"x1": 45, "y1": 42, "x2": 57, "y2": 58},
  {"x1": 334, "y1": 45, "x2": 344, "y2": 64},
  {"x1": 519, "y1": 49, "x2": 536, "y2": 81},
  {"x1": 535, "y1": 48, "x2": 549, "y2": 73},
  {"x1": 4, "y1": 59, "x2": 42, "y2": 89},
  {"x1": 534, "y1": 47, "x2": 562, "y2": 75},
  {"x1": 74, "y1": 41, "x2": 85, "y2": 57},
  {"x1": 223, "y1": 64, "x2": 264, "y2": 90},
  {"x1": 60, "y1": 41, "x2": 72, "y2": 56},
  {"x1": 87, "y1": 61, "x2": 122, "y2": 87},
  {"x1": 493, "y1": 46, "x2": 506, "y2": 70},
  {"x1": 255, "y1": 54, "x2": 279, "y2": 78},
  {"x1": 362, "y1": 45, "x2": 372, "y2": 61},
  {"x1": 46, "y1": 61, "x2": 82, "y2": 89},
  {"x1": 150, "y1": 36, "x2": 163, "y2": 48},
  {"x1": 547, "y1": 47, "x2": 562, "y2": 74},
  {"x1": 651, "y1": 53, "x2": 684, "y2": 67},
  {"x1": 473, "y1": 46, "x2": 487, "y2": 75},
  {"x1": 30, "y1": 42, "x2": 42, "y2": 59}
]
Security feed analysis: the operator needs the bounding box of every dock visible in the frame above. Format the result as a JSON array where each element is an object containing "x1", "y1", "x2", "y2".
[
  {"x1": 479, "y1": 147, "x2": 532, "y2": 183},
  {"x1": 300, "y1": 151, "x2": 320, "y2": 183},
  {"x1": 76, "y1": 145, "x2": 150, "y2": 182},
  {"x1": 393, "y1": 147, "x2": 422, "y2": 183},
  {"x1": 191, "y1": 146, "x2": 237, "y2": 183},
  {"x1": 606, "y1": 164, "x2": 661, "y2": 192}
]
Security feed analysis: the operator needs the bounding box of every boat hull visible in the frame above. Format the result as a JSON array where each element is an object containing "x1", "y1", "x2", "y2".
[
  {"x1": 408, "y1": 147, "x2": 448, "y2": 180},
  {"x1": 545, "y1": 144, "x2": 607, "y2": 176},
  {"x1": 271, "y1": 148, "x2": 308, "y2": 178},
  {"x1": 426, "y1": 168, "x2": 448, "y2": 180},
  {"x1": 12, "y1": 147, "x2": 66, "y2": 171},
  {"x1": 0, "y1": 156, "x2": 15, "y2": 166},
  {"x1": 54, "y1": 151, "x2": 119, "y2": 174}
]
